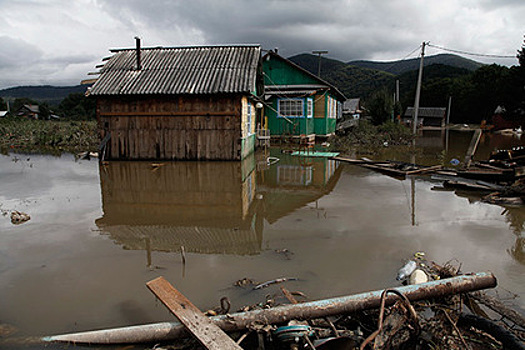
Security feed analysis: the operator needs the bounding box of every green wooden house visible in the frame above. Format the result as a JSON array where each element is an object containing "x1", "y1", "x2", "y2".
[{"x1": 262, "y1": 51, "x2": 346, "y2": 138}]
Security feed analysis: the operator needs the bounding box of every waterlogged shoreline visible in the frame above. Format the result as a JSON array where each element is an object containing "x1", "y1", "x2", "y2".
[{"x1": 0, "y1": 118, "x2": 98, "y2": 155}]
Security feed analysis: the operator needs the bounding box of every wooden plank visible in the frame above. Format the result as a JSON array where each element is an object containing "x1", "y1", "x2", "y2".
[
  {"x1": 146, "y1": 276, "x2": 242, "y2": 350},
  {"x1": 464, "y1": 129, "x2": 482, "y2": 168},
  {"x1": 404, "y1": 165, "x2": 442, "y2": 175}
]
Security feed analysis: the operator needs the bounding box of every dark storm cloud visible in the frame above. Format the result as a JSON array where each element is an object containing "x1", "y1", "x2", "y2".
[
  {"x1": 96, "y1": 0, "x2": 423, "y2": 61},
  {"x1": 0, "y1": 0, "x2": 522, "y2": 88}
]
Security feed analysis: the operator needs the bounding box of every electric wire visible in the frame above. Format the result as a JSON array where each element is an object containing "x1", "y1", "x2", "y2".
[{"x1": 427, "y1": 43, "x2": 515, "y2": 59}]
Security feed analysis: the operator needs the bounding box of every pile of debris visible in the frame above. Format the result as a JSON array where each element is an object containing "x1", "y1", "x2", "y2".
[{"x1": 42, "y1": 254, "x2": 525, "y2": 349}]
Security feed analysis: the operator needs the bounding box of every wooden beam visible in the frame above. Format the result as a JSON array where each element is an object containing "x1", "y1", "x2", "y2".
[
  {"x1": 464, "y1": 129, "x2": 482, "y2": 168},
  {"x1": 146, "y1": 276, "x2": 243, "y2": 350}
]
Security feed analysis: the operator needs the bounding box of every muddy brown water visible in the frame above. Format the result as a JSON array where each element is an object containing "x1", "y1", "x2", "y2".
[{"x1": 1, "y1": 130, "x2": 525, "y2": 348}]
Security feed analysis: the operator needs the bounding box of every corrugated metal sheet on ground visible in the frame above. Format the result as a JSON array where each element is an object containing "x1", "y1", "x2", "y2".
[{"x1": 90, "y1": 45, "x2": 261, "y2": 96}]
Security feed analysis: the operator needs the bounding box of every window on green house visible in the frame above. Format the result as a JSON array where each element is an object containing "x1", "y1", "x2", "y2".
[
  {"x1": 278, "y1": 99, "x2": 304, "y2": 118},
  {"x1": 246, "y1": 103, "x2": 253, "y2": 136},
  {"x1": 307, "y1": 98, "x2": 313, "y2": 118},
  {"x1": 328, "y1": 96, "x2": 337, "y2": 119}
]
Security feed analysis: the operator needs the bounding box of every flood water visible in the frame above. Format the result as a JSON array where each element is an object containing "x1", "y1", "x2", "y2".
[{"x1": 1, "y1": 130, "x2": 525, "y2": 348}]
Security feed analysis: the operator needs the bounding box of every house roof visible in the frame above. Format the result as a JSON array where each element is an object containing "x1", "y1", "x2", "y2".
[
  {"x1": 404, "y1": 107, "x2": 446, "y2": 118},
  {"x1": 89, "y1": 45, "x2": 261, "y2": 96},
  {"x1": 263, "y1": 51, "x2": 346, "y2": 101},
  {"x1": 18, "y1": 105, "x2": 40, "y2": 113},
  {"x1": 343, "y1": 98, "x2": 361, "y2": 112}
]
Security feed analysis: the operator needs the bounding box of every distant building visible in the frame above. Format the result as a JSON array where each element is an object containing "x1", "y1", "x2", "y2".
[
  {"x1": 343, "y1": 98, "x2": 362, "y2": 119},
  {"x1": 262, "y1": 50, "x2": 346, "y2": 138},
  {"x1": 403, "y1": 107, "x2": 446, "y2": 128},
  {"x1": 16, "y1": 105, "x2": 40, "y2": 119},
  {"x1": 89, "y1": 41, "x2": 262, "y2": 160}
]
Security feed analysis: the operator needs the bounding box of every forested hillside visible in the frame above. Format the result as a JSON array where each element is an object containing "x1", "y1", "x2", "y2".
[
  {"x1": 290, "y1": 50, "x2": 524, "y2": 124},
  {"x1": 0, "y1": 85, "x2": 90, "y2": 106},
  {"x1": 348, "y1": 53, "x2": 482, "y2": 75},
  {"x1": 289, "y1": 54, "x2": 393, "y2": 99}
]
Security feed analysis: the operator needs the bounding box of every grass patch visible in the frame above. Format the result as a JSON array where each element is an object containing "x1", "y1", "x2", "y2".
[{"x1": 0, "y1": 117, "x2": 99, "y2": 155}]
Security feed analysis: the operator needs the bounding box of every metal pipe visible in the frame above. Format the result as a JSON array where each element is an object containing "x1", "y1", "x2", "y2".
[
  {"x1": 43, "y1": 272, "x2": 496, "y2": 344},
  {"x1": 135, "y1": 36, "x2": 141, "y2": 70}
]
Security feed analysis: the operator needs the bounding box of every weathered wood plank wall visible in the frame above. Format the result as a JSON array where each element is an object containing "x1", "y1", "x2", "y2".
[{"x1": 98, "y1": 95, "x2": 242, "y2": 160}]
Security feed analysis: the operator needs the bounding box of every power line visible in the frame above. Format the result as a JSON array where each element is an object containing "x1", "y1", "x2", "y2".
[{"x1": 427, "y1": 43, "x2": 515, "y2": 59}]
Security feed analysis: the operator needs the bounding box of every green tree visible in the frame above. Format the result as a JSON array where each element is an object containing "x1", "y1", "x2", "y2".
[
  {"x1": 58, "y1": 93, "x2": 96, "y2": 120},
  {"x1": 367, "y1": 88, "x2": 393, "y2": 125},
  {"x1": 518, "y1": 36, "x2": 525, "y2": 67},
  {"x1": 12, "y1": 97, "x2": 39, "y2": 112},
  {"x1": 0, "y1": 97, "x2": 6, "y2": 111}
]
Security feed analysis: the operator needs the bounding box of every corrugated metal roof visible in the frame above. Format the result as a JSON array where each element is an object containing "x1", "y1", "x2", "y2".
[
  {"x1": 404, "y1": 107, "x2": 446, "y2": 118},
  {"x1": 90, "y1": 45, "x2": 261, "y2": 96}
]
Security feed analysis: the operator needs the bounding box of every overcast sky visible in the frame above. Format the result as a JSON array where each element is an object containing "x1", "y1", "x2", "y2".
[{"x1": 0, "y1": 0, "x2": 523, "y2": 89}]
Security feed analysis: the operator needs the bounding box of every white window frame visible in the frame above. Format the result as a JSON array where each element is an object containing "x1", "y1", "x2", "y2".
[
  {"x1": 278, "y1": 98, "x2": 305, "y2": 118},
  {"x1": 306, "y1": 98, "x2": 313, "y2": 118},
  {"x1": 327, "y1": 96, "x2": 337, "y2": 119},
  {"x1": 245, "y1": 103, "x2": 253, "y2": 136}
]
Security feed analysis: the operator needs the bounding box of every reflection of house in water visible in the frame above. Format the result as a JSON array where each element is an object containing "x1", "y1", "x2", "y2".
[
  {"x1": 257, "y1": 151, "x2": 342, "y2": 223},
  {"x1": 96, "y1": 157, "x2": 262, "y2": 255},
  {"x1": 96, "y1": 151, "x2": 342, "y2": 255}
]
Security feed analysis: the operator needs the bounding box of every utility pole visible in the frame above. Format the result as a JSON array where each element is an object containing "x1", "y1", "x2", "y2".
[
  {"x1": 413, "y1": 42, "x2": 426, "y2": 135},
  {"x1": 446, "y1": 96, "x2": 452, "y2": 126},
  {"x1": 312, "y1": 50, "x2": 328, "y2": 77},
  {"x1": 395, "y1": 80, "x2": 400, "y2": 103}
]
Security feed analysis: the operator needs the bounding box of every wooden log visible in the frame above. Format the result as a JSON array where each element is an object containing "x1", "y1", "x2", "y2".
[{"x1": 146, "y1": 276, "x2": 242, "y2": 350}]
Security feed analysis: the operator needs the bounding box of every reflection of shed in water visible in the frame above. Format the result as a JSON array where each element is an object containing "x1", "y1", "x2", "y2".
[
  {"x1": 258, "y1": 152, "x2": 342, "y2": 223},
  {"x1": 95, "y1": 158, "x2": 262, "y2": 255}
]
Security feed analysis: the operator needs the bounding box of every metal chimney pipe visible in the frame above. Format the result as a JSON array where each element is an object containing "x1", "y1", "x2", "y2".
[{"x1": 135, "y1": 36, "x2": 141, "y2": 70}]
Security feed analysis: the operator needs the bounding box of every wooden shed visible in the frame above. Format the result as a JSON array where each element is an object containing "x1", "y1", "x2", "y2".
[
  {"x1": 403, "y1": 107, "x2": 447, "y2": 128},
  {"x1": 89, "y1": 42, "x2": 263, "y2": 160}
]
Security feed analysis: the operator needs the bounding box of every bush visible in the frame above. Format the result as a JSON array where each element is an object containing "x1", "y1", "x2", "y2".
[
  {"x1": 0, "y1": 117, "x2": 98, "y2": 154},
  {"x1": 333, "y1": 120, "x2": 414, "y2": 154}
]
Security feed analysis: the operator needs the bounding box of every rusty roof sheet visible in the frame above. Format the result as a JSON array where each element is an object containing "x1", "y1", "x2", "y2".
[{"x1": 90, "y1": 45, "x2": 261, "y2": 96}]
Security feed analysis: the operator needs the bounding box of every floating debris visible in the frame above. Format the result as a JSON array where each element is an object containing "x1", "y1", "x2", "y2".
[
  {"x1": 10, "y1": 211, "x2": 30, "y2": 225},
  {"x1": 253, "y1": 277, "x2": 298, "y2": 290},
  {"x1": 234, "y1": 277, "x2": 256, "y2": 288},
  {"x1": 396, "y1": 260, "x2": 416, "y2": 281}
]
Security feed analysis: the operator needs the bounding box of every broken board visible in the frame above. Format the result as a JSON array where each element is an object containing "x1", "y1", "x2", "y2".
[{"x1": 146, "y1": 276, "x2": 242, "y2": 350}]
